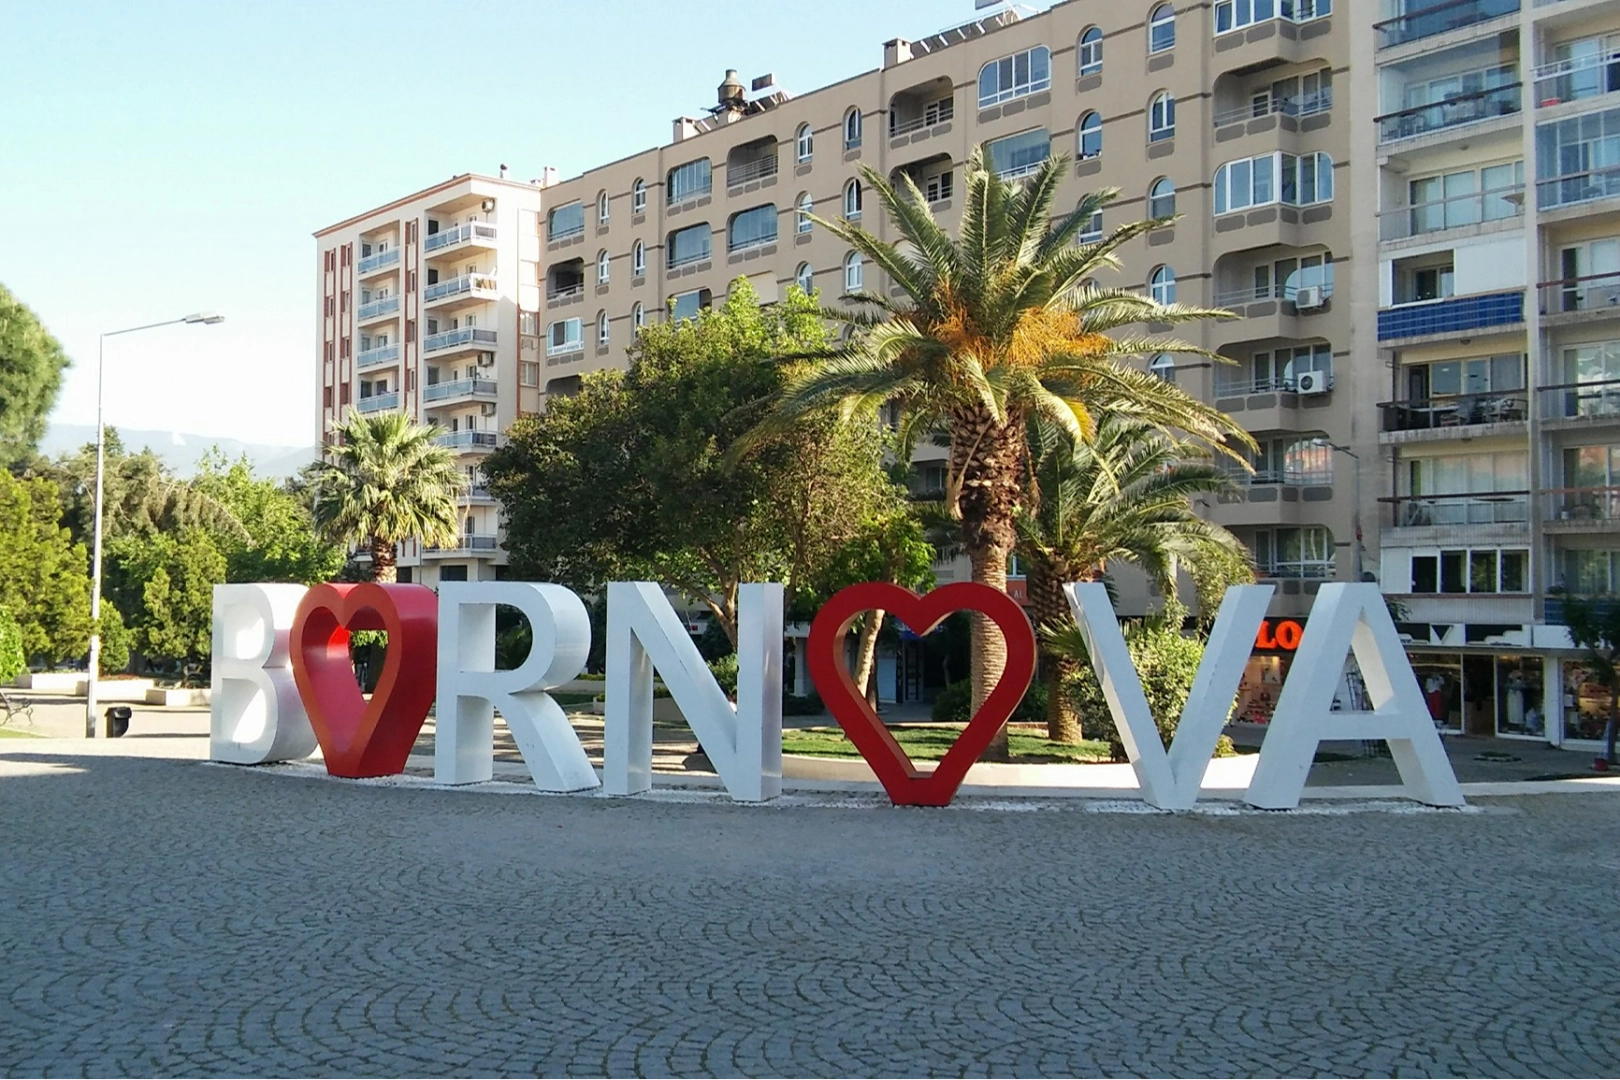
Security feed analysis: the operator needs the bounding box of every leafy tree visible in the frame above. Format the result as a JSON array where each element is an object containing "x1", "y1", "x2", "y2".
[
  {"x1": 312, "y1": 411, "x2": 464, "y2": 582},
  {"x1": 192, "y1": 450, "x2": 343, "y2": 584},
  {"x1": 126, "y1": 530, "x2": 227, "y2": 667},
  {"x1": 1016, "y1": 414, "x2": 1251, "y2": 743},
  {"x1": 0, "y1": 284, "x2": 69, "y2": 466},
  {"x1": 752, "y1": 146, "x2": 1249, "y2": 755},
  {"x1": 0, "y1": 471, "x2": 93, "y2": 665},
  {"x1": 1560, "y1": 593, "x2": 1620, "y2": 763},
  {"x1": 0, "y1": 606, "x2": 25, "y2": 684}
]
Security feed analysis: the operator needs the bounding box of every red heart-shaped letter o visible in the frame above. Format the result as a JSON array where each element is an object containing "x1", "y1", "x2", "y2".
[
  {"x1": 290, "y1": 583, "x2": 439, "y2": 779},
  {"x1": 808, "y1": 582, "x2": 1036, "y2": 807}
]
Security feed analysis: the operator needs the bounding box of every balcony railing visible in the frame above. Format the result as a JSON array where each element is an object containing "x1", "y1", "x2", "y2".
[
  {"x1": 1220, "y1": 467, "x2": 1335, "y2": 487},
  {"x1": 357, "y1": 248, "x2": 399, "y2": 275},
  {"x1": 546, "y1": 337, "x2": 584, "y2": 357},
  {"x1": 1379, "y1": 392, "x2": 1528, "y2": 432},
  {"x1": 1540, "y1": 377, "x2": 1620, "y2": 421},
  {"x1": 1537, "y1": 163, "x2": 1620, "y2": 210},
  {"x1": 423, "y1": 221, "x2": 497, "y2": 253},
  {"x1": 1377, "y1": 290, "x2": 1524, "y2": 342},
  {"x1": 726, "y1": 156, "x2": 779, "y2": 185},
  {"x1": 1377, "y1": 186, "x2": 1524, "y2": 241},
  {"x1": 1255, "y1": 559, "x2": 1336, "y2": 581},
  {"x1": 422, "y1": 378, "x2": 499, "y2": 403},
  {"x1": 428, "y1": 533, "x2": 501, "y2": 554},
  {"x1": 423, "y1": 326, "x2": 498, "y2": 354},
  {"x1": 890, "y1": 103, "x2": 955, "y2": 136},
  {"x1": 357, "y1": 295, "x2": 400, "y2": 321},
  {"x1": 355, "y1": 392, "x2": 399, "y2": 414},
  {"x1": 1215, "y1": 375, "x2": 1315, "y2": 396},
  {"x1": 1533, "y1": 51, "x2": 1620, "y2": 107},
  {"x1": 546, "y1": 282, "x2": 586, "y2": 301},
  {"x1": 424, "y1": 272, "x2": 498, "y2": 303},
  {"x1": 1211, "y1": 282, "x2": 1334, "y2": 307},
  {"x1": 1539, "y1": 270, "x2": 1620, "y2": 315},
  {"x1": 1211, "y1": 89, "x2": 1333, "y2": 129},
  {"x1": 996, "y1": 157, "x2": 1050, "y2": 181},
  {"x1": 667, "y1": 246, "x2": 711, "y2": 269},
  {"x1": 1374, "y1": 0, "x2": 1519, "y2": 49},
  {"x1": 1382, "y1": 491, "x2": 1530, "y2": 527},
  {"x1": 1376, "y1": 84, "x2": 1521, "y2": 143},
  {"x1": 432, "y1": 430, "x2": 503, "y2": 451},
  {"x1": 1548, "y1": 487, "x2": 1620, "y2": 523},
  {"x1": 356, "y1": 343, "x2": 399, "y2": 369}
]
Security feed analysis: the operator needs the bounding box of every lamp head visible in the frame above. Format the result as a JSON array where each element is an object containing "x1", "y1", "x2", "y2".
[{"x1": 183, "y1": 312, "x2": 225, "y2": 325}]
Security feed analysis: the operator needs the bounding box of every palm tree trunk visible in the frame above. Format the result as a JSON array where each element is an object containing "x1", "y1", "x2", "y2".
[
  {"x1": 969, "y1": 542, "x2": 1012, "y2": 760},
  {"x1": 1026, "y1": 559, "x2": 1085, "y2": 744},
  {"x1": 852, "y1": 610, "x2": 885, "y2": 710},
  {"x1": 370, "y1": 538, "x2": 397, "y2": 583},
  {"x1": 1044, "y1": 654, "x2": 1083, "y2": 744}
]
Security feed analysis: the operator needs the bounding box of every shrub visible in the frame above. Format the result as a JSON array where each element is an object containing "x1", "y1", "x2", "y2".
[
  {"x1": 0, "y1": 606, "x2": 23, "y2": 685},
  {"x1": 930, "y1": 677, "x2": 1047, "y2": 724},
  {"x1": 782, "y1": 691, "x2": 824, "y2": 716},
  {"x1": 708, "y1": 653, "x2": 739, "y2": 698},
  {"x1": 1064, "y1": 619, "x2": 1217, "y2": 760}
]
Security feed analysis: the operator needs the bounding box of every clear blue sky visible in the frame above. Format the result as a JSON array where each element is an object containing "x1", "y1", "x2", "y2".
[{"x1": 1, "y1": 0, "x2": 1023, "y2": 448}]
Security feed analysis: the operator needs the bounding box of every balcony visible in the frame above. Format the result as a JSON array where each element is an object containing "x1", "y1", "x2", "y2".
[
  {"x1": 1547, "y1": 486, "x2": 1620, "y2": 528},
  {"x1": 355, "y1": 343, "x2": 400, "y2": 370},
  {"x1": 1540, "y1": 377, "x2": 1620, "y2": 425},
  {"x1": 356, "y1": 295, "x2": 400, "y2": 323},
  {"x1": 1377, "y1": 290, "x2": 1524, "y2": 343},
  {"x1": 422, "y1": 326, "x2": 497, "y2": 356},
  {"x1": 1382, "y1": 491, "x2": 1530, "y2": 528},
  {"x1": 1533, "y1": 52, "x2": 1620, "y2": 108},
  {"x1": 1377, "y1": 187, "x2": 1524, "y2": 243},
  {"x1": 423, "y1": 221, "x2": 497, "y2": 256},
  {"x1": 1374, "y1": 0, "x2": 1518, "y2": 50},
  {"x1": 425, "y1": 533, "x2": 501, "y2": 557},
  {"x1": 355, "y1": 392, "x2": 399, "y2": 414},
  {"x1": 422, "y1": 378, "x2": 499, "y2": 405},
  {"x1": 727, "y1": 155, "x2": 779, "y2": 186},
  {"x1": 431, "y1": 430, "x2": 504, "y2": 452},
  {"x1": 1379, "y1": 391, "x2": 1528, "y2": 438},
  {"x1": 1537, "y1": 163, "x2": 1620, "y2": 211},
  {"x1": 424, "y1": 272, "x2": 499, "y2": 309},
  {"x1": 465, "y1": 484, "x2": 497, "y2": 504},
  {"x1": 357, "y1": 248, "x2": 399, "y2": 276},
  {"x1": 1255, "y1": 558, "x2": 1335, "y2": 581},
  {"x1": 1376, "y1": 84, "x2": 1521, "y2": 143},
  {"x1": 1212, "y1": 89, "x2": 1333, "y2": 130}
]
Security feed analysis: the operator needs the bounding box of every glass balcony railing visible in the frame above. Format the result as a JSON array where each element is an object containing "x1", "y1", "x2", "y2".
[
  {"x1": 423, "y1": 221, "x2": 497, "y2": 253},
  {"x1": 1377, "y1": 186, "x2": 1524, "y2": 241},
  {"x1": 1539, "y1": 270, "x2": 1620, "y2": 315},
  {"x1": 357, "y1": 248, "x2": 399, "y2": 275},
  {"x1": 422, "y1": 327, "x2": 497, "y2": 354},
  {"x1": 1379, "y1": 391, "x2": 1528, "y2": 432},
  {"x1": 424, "y1": 273, "x2": 497, "y2": 303},
  {"x1": 1377, "y1": 290, "x2": 1524, "y2": 342},
  {"x1": 1548, "y1": 486, "x2": 1620, "y2": 523},
  {"x1": 1376, "y1": 84, "x2": 1520, "y2": 143},
  {"x1": 1538, "y1": 163, "x2": 1620, "y2": 210},
  {"x1": 1374, "y1": 0, "x2": 1519, "y2": 49},
  {"x1": 1383, "y1": 490, "x2": 1530, "y2": 527},
  {"x1": 357, "y1": 295, "x2": 400, "y2": 321},
  {"x1": 1539, "y1": 377, "x2": 1620, "y2": 421},
  {"x1": 1212, "y1": 89, "x2": 1333, "y2": 129},
  {"x1": 1533, "y1": 52, "x2": 1620, "y2": 107},
  {"x1": 432, "y1": 430, "x2": 503, "y2": 451},
  {"x1": 726, "y1": 156, "x2": 779, "y2": 185},
  {"x1": 421, "y1": 378, "x2": 499, "y2": 403},
  {"x1": 1254, "y1": 559, "x2": 1336, "y2": 581},
  {"x1": 355, "y1": 343, "x2": 399, "y2": 369},
  {"x1": 355, "y1": 392, "x2": 399, "y2": 413},
  {"x1": 428, "y1": 533, "x2": 501, "y2": 554}
]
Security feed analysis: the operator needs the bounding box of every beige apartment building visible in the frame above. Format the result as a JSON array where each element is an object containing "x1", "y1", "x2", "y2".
[{"x1": 314, "y1": 0, "x2": 1620, "y2": 749}]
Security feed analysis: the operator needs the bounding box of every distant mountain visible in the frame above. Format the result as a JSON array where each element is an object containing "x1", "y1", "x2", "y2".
[{"x1": 40, "y1": 423, "x2": 318, "y2": 479}]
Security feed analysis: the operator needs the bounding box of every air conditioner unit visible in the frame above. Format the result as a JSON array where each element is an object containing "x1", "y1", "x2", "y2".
[
  {"x1": 480, "y1": 403, "x2": 498, "y2": 417},
  {"x1": 476, "y1": 351, "x2": 495, "y2": 367},
  {"x1": 1296, "y1": 370, "x2": 1330, "y2": 395},
  {"x1": 1294, "y1": 285, "x2": 1324, "y2": 310}
]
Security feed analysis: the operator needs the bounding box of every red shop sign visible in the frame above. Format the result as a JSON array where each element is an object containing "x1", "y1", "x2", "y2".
[{"x1": 1255, "y1": 619, "x2": 1304, "y2": 651}]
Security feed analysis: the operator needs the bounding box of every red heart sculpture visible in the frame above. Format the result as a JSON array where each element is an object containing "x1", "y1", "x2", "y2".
[
  {"x1": 290, "y1": 583, "x2": 438, "y2": 779},
  {"x1": 808, "y1": 582, "x2": 1036, "y2": 806}
]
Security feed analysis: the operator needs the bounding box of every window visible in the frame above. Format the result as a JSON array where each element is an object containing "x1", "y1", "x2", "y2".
[
  {"x1": 547, "y1": 318, "x2": 583, "y2": 355},
  {"x1": 1149, "y1": 4, "x2": 1176, "y2": 53},
  {"x1": 990, "y1": 128, "x2": 1053, "y2": 179},
  {"x1": 1080, "y1": 209, "x2": 1103, "y2": 243},
  {"x1": 1079, "y1": 27, "x2": 1103, "y2": 76},
  {"x1": 1411, "y1": 548, "x2": 1528, "y2": 594},
  {"x1": 666, "y1": 158, "x2": 712, "y2": 204},
  {"x1": 1078, "y1": 113, "x2": 1102, "y2": 159},
  {"x1": 1150, "y1": 265, "x2": 1177, "y2": 305},
  {"x1": 1561, "y1": 549, "x2": 1620, "y2": 593},
  {"x1": 1244, "y1": 252, "x2": 1335, "y2": 304},
  {"x1": 547, "y1": 202, "x2": 585, "y2": 240},
  {"x1": 1150, "y1": 353, "x2": 1176, "y2": 382},
  {"x1": 1243, "y1": 68, "x2": 1334, "y2": 125},
  {"x1": 1535, "y1": 106, "x2": 1620, "y2": 209},
  {"x1": 667, "y1": 224, "x2": 710, "y2": 267},
  {"x1": 596, "y1": 250, "x2": 610, "y2": 284},
  {"x1": 1556, "y1": 236, "x2": 1620, "y2": 312},
  {"x1": 1215, "y1": 0, "x2": 1332, "y2": 33},
  {"x1": 977, "y1": 46, "x2": 1052, "y2": 109},
  {"x1": 1149, "y1": 177, "x2": 1176, "y2": 218},
  {"x1": 1214, "y1": 152, "x2": 1334, "y2": 215},
  {"x1": 797, "y1": 192, "x2": 814, "y2": 233},
  {"x1": 728, "y1": 204, "x2": 778, "y2": 251},
  {"x1": 1250, "y1": 527, "x2": 1335, "y2": 579},
  {"x1": 1407, "y1": 161, "x2": 1523, "y2": 236},
  {"x1": 1225, "y1": 343, "x2": 1334, "y2": 393},
  {"x1": 844, "y1": 179, "x2": 863, "y2": 220},
  {"x1": 795, "y1": 262, "x2": 815, "y2": 294},
  {"x1": 796, "y1": 123, "x2": 814, "y2": 162},
  {"x1": 1149, "y1": 92, "x2": 1176, "y2": 142},
  {"x1": 925, "y1": 170, "x2": 954, "y2": 203},
  {"x1": 632, "y1": 178, "x2": 647, "y2": 214},
  {"x1": 671, "y1": 289, "x2": 711, "y2": 322},
  {"x1": 1402, "y1": 452, "x2": 1528, "y2": 524},
  {"x1": 632, "y1": 302, "x2": 644, "y2": 332},
  {"x1": 844, "y1": 109, "x2": 863, "y2": 150},
  {"x1": 597, "y1": 190, "x2": 610, "y2": 224},
  {"x1": 632, "y1": 241, "x2": 646, "y2": 278},
  {"x1": 1236, "y1": 435, "x2": 1334, "y2": 486},
  {"x1": 845, "y1": 252, "x2": 864, "y2": 292},
  {"x1": 596, "y1": 310, "x2": 610, "y2": 346}
]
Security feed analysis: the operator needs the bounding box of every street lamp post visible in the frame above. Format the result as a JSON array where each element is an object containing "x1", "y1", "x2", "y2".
[{"x1": 85, "y1": 312, "x2": 224, "y2": 738}]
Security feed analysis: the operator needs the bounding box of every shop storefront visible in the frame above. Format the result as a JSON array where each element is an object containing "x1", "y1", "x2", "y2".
[{"x1": 1406, "y1": 652, "x2": 1548, "y2": 738}]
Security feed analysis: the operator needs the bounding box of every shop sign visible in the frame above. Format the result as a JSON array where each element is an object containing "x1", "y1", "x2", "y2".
[{"x1": 1255, "y1": 619, "x2": 1305, "y2": 651}]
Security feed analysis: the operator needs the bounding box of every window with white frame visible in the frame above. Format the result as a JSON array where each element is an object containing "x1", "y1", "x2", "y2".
[
  {"x1": 797, "y1": 192, "x2": 814, "y2": 233},
  {"x1": 597, "y1": 190, "x2": 610, "y2": 224},
  {"x1": 1149, "y1": 4, "x2": 1176, "y2": 53},
  {"x1": 597, "y1": 250, "x2": 610, "y2": 284},
  {"x1": 845, "y1": 252, "x2": 864, "y2": 292},
  {"x1": 1149, "y1": 92, "x2": 1176, "y2": 142},
  {"x1": 1079, "y1": 27, "x2": 1103, "y2": 76},
  {"x1": 666, "y1": 158, "x2": 712, "y2": 204},
  {"x1": 1150, "y1": 265, "x2": 1177, "y2": 305},
  {"x1": 1077, "y1": 113, "x2": 1102, "y2": 159},
  {"x1": 1244, "y1": 252, "x2": 1335, "y2": 303},
  {"x1": 547, "y1": 202, "x2": 585, "y2": 240},
  {"x1": 1406, "y1": 161, "x2": 1523, "y2": 235},
  {"x1": 990, "y1": 128, "x2": 1052, "y2": 178},
  {"x1": 547, "y1": 318, "x2": 583, "y2": 355},
  {"x1": 1080, "y1": 209, "x2": 1103, "y2": 243},
  {"x1": 632, "y1": 179, "x2": 647, "y2": 214},
  {"x1": 1227, "y1": 342, "x2": 1333, "y2": 393},
  {"x1": 844, "y1": 179, "x2": 863, "y2": 219},
  {"x1": 597, "y1": 310, "x2": 610, "y2": 345},
  {"x1": 632, "y1": 302, "x2": 644, "y2": 332},
  {"x1": 667, "y1": 223, "x2": 710, "y2": 267},
  {"x1": 1214, "y1": 152, "x2": 1334, "y2": 215},
  {"x1": 728, "y1": 204, "x2": 778, "y2": 251},
  {"x1": 1149, "y1": 177, "x2": 1176, "y2": 218},
  {"x1": 1250, "y1": 526, "x2": 1335, "y2": 579},
  {"x1": 1150, "y1": 353, "x2": 1176, "y2": 382},
  {"x1": 1411, "y1": 547, "x2": 1528, "y2": 594},
  {"x1": 1215, "y1": 0, "x2": 1331, "y2": 34},
  {"x1": 796, "y1": 262, "x2": 815, "y2": 294},
  {"x1": 844, "y1": 109, "x2": 863, "y2": 149},
  {"x1": 977, "y1": 46, "x2": 1052, "y2": 109},
  {"x1": 796, "y1": 123, "x2": 814, "y2": 162},
  {"x1": 632, "y1": 241, "x2": 646, "y2": 277}
]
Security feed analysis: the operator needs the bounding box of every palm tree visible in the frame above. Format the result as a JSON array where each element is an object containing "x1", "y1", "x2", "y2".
[
  {"x1": 313, "y1": 410, "x2": 465, "y2": 582},
  {"x1": 1017, "y1": 414, "x2": 1252, "y2": 744},
  {"x1": 753, "y1": 145, "x2": 1251, "y2": 752}
]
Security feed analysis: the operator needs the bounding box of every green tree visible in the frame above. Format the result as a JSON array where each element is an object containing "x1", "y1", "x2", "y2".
[
  {"x1": 312, "y1": 411, "x2": 464, "y2": 582},
  {"x1": 107, "y1": 529, "x2": 227, "y2": 668},
  {"x1": 1560, "y1": 593, "x2": 1620, "y2": 763},
  {"x1": 0, "y1": 471, "x2": 92, "y2": 665},
  {"x1": 0, "y1": 284, "x2": 69, "y2": 466},
  {"x1": 192, "y1": 450, "x2": 343, "y2": 584},
  {"x1": 0, "y1": 606, "x2": 25, "y2": 684},
  {"x1": 753, "y1": 146, "x2": 1249, "y2": 755},
  {"x1": 1017, "y1": 415, "x2": 1251, "y2": 743}
]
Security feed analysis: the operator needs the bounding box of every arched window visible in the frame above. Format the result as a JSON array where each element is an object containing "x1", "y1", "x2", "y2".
[
  {"x1": 632, "y1": 240, "x2": 646, "y2": 278},
  {"x1": 1149, "y1": 92, "x2": 1175, "y2": 142},
  {"x1": 1149, "y1": 4, "x2": 1176, "y2": 53},
  {"x1": 797, "y1": 192, "x2": 814, "y2": 234},
  {"x1": 1150, "y1": 265, "x2": 1177, "y2": 306},
  {"x1": 978, "y1": 46, "x2": 1052, "y2": 108},
  {"x1": 631, "y1": 178, "x2": 647, "y2": 215},
  {"x1": 1078, "y1": 27, "x2": 1103, "y2": 76},
  {"x1": 845, "y1": 252, "x2": 864, "y2": 292},
  {"x1": 844, "y1": 179, "x2": 863, "y2": 220},
  {"x1": 1150, "y1": 352, "x2": 1176, "y2": 382},
  {"x1": 796, "y1": 123, "x2": 814, "y2": 163},
  {"x1": 844, "y1": 108, "x2": 863, "y2": 150},
  {"x1": 796, "y1": 262, "x2": 815, "y2": 295},
  {"x1": 1078, "y1": 112, "x2": 1102, "y2": 159},
  {"x1": 631, "y1": 302, "x2": 644, "y2": 332},
  {"x1": 1079, "y1": 208, "x2": 1103, "y2": 243},
  {"x1": 597, "y1": 310, "x2": 610, "y2": 345},
  {"x1": 596, "y1": 249, "x2": 610, "y2": 284},
  {"x1": 597, "y1": 190, "x2": 610, "y2": 224},
  {"x1": 1149, "y1": 177, "x2": 1176, "y2": 219}
]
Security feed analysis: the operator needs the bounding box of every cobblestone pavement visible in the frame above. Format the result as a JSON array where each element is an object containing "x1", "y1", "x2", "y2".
[{"x1": 2, "y1": 751, "x2": 1618, "y2": 1078}]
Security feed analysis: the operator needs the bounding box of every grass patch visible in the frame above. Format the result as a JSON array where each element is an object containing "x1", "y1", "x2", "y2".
[
  {"x1": 0, "y1": 728, "x2": 40, "y2": 738},
  {"x1": 782, "y1": 724, "x2": 1113, "y2": 764}
]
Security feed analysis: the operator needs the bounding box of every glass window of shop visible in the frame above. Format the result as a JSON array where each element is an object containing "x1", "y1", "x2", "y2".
[
  {"x1": 1412, "y1": 653, "x2": 1544, "y2": 736},
  {"x1": 1562, "y1": 663, "x2": 1614, "y2": 742}
]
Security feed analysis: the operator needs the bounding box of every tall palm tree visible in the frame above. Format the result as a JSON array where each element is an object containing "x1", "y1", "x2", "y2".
[
  {"x1": 753, "y1": 145, "x2": 1252, "y2": 751},
  {"x1": 313, "y1": 410, "x2": 465, "y2": 582},
  {"x1": 1017, "y1": 414, "x2": 1252, "y2": 744}
]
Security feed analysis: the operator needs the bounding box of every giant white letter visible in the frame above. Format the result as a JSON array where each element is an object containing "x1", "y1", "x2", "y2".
[
  {"x1": 434, "y1": 582, "x2": 598, "y2": 792},
  {"x1": 1246, "y1": 583, "x2": 1464, "y2": 809},
  {"x1": 210, "y1": 583, "x2": 316, "y2": 764},
  {"x1": 1066, "y1": 582, "x2": 1274, "y2": 809},
  {"x1": 604, "y1": 582, "x2": 783, "y2": 802}
]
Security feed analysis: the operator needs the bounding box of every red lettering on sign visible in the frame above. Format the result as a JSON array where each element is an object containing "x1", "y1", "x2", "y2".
[{"x1": 1255, "y1": 619, "x2": 1305, "y2": 651}]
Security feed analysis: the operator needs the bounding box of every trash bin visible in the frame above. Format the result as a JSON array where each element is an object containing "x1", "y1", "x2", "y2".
[{"x1": 104, "y1": 705, "x2": 132, "y2": 739}]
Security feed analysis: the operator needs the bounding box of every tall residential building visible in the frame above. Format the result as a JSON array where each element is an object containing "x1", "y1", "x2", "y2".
[{"x1": 313, "y1": 0, "x2": 1620, "y2": 750}]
